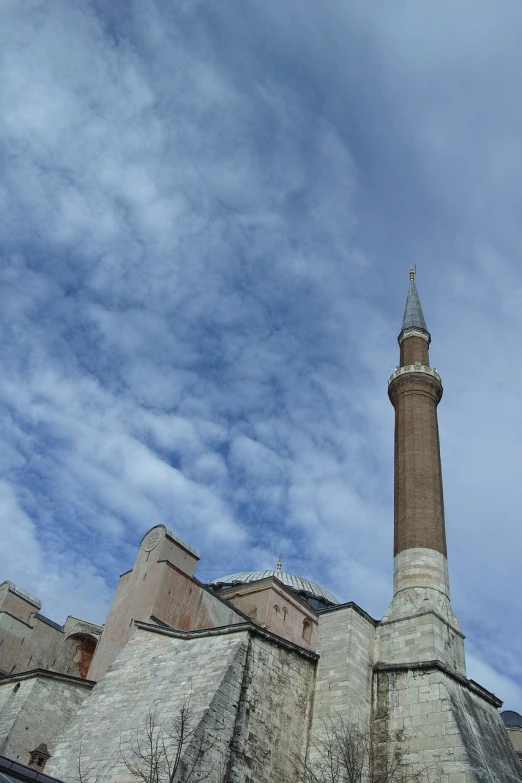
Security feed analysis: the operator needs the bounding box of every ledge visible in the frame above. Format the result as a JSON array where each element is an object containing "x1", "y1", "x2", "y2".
[
  {"x1": 373, "y1": 660, "x2": 502, "y2": 708},
  {"x1": 134, "y1": 619, "x2": 319, "y2": 662},
  {"x1": 316, "y1": 600, "x2": 378, "y2": 626},
  {"x1": 380, "y1": 607, "x2": 465, "y2": 639},
  {"x1": 0, "y1": 582, "x2": 41, "y2": 610},
  {"x1": 0, "y1": 668, "x2": 96, "y2": 688},
  {"x1": 388, "y1": 364, "x2": 441, "y2": 386}
]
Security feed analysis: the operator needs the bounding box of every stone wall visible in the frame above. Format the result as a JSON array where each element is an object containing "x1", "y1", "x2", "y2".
[
  {"x1": 88, "y1": 527, "x2": 245, "y2": 681},
  {"x1": 49, "y1": 624, "x2": 316, "y2": 783},
  {"x1": 0, "y1": 672, "x2": 93, "y2": 765},
  {"x1": 312, "y1": 603, "x2": 376, "y2": 729},
  {"x1": 219, "y1": 577, "x2": 318, "y2": 651},
  {"x1": 377, "y1": 608, "x2": 466, "y2": 676},
  {"x1": 505, "y1": 726, "x2": 522, "y2": 760},
  {"x1": 374, "y1": 664, "x2": 522, "y2": 782},
  {"x1": 0, "y1": 592, "x2": 101, "y2": 679},
  {"x1": 227, "y1": 633, "x2": 316, "y2": 780}
]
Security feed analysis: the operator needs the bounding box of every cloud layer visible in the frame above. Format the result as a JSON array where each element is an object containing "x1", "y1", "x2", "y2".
[{"x1": 1, "y1": 0, "x2": 522, "y2": 708}]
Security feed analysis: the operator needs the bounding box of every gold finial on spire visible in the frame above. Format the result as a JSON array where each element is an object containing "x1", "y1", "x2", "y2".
[
  {"x1": 410, "y1": 266, "x2": 415, "y2": 281},
  {"x1": 276, "y1": 554, "x2": 283, "y2": 576}
]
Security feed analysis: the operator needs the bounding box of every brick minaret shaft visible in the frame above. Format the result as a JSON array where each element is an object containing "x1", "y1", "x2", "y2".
[{"x1": 387, "y1": 269, "x2": 451, "y2": 605}]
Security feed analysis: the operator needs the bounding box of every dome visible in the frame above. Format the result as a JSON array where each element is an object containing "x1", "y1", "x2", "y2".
[
  {"x1": 501, "y1": 710, "x2": 522, "y2": 728},
  {"x1": 210, "y1": 570, "x2": 339, "y2": 608}
]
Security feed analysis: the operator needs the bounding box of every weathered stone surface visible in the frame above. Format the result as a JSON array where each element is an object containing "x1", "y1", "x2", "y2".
[
  {"x1": 48, "y1": 624, "x2": 316, "y2": 783},
  {"x1": 88, "y1": 526, "x2": 245, "y2": 681},
  {"x1": 0, "y1": 672, "x2": 92, "y2": 764},
  {"x1": 313, "y1": 603, "x2": 376, "y2": 727},
  {"x1": 375, "y1": 665, "x2": 522, "y2": 782},
  {"x1": 0, "y1": 581, "x2": 102, "y2": 679},
  {"x1": 219, "y1": 576, "x2": 318, "y2": 651}
]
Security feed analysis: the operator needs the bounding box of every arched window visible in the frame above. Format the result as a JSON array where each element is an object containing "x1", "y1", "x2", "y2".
[
  {"x1": 273, "y1": 605, "x2": 280, "y2": 614},
  {"x1": 282, "y1": 607, "x2": 287, "y2": 621},
  {"x1": 302, "y1": 619, "x2": 312, "y2": 643}
]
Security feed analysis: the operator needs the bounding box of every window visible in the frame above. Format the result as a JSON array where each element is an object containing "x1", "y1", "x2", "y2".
[{"x1": 302, "y1": 620, "x2": 312, "y2": 643}]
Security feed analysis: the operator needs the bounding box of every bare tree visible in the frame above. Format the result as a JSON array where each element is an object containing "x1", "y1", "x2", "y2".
[
  {"x1": 296, "y1": 714, "x2": 433, "y2": 783},
  {"x1": 121, "y1": 703, "x2": 222, "y2": 783},
  {"x1": 77, "y1": 702, "x2": 228, "y2": 783}
]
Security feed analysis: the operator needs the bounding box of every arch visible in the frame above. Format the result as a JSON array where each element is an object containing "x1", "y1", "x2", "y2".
[
  {"x1": 302, "y1": 619, "x2": 312, "y2": 643},
  {"x1": 62, "y1": 633, "x2": 98, "y2": 679},
  {"x1": 273, "y1": 604, "x2": 280, "y2": 614}
]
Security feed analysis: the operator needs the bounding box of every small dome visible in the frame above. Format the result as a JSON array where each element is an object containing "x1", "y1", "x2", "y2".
[
  {"x1": 501, "y1": 710, "x2": 522, "y2": 728},
  {"x1": 210, "y1": 570, "x2": 339, "y2": 607}
]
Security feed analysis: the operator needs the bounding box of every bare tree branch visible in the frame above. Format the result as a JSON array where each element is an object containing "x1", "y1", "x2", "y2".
[
  {"x1": 119, "y1": 702, "x2": 224, "y2": 783},
  {"x1": 295, "y1": 714, "x2": 435, "y2": 783}
]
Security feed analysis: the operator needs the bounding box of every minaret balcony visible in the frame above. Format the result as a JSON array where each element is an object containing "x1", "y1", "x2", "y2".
[{"x1": 388, "y1": 363, "x2": 441, "y2": 386}]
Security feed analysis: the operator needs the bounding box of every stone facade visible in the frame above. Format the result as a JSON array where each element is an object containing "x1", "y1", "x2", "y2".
[
  {"x1": 218, "y1": 576, "x2": 318, "y2": 651},
  {"x1": 2, "y1": 529, "x2": 520, "y2": 783},
  {"x1": 0, "y1": 582, "x2": 102, "y2": 679},
  {"x1": 49, "y1": 624, "x2": 316, "y2": 783},
  {"x1": 312, "y1": 602, "x2": 376, "y2": 727},
  {"x1": 504, "y1": 725, "x2": 522, "y2": 762},
  {"x1": 87, "y1": 525, "x2": 246, "y2": 681},
  {"x1": 374, "y1": 664, "x2": 522, "y2": 783},
  {"x1": 0, "y1": 671, "x2": 93, "y2": 765},
  {"x1": 380, "y1": 547, "x2": 465, "y2": 675}
]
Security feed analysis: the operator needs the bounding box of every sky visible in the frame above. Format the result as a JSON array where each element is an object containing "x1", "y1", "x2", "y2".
[{"x1": 1, "y1": 0, "x2": 522, "y2": 708}]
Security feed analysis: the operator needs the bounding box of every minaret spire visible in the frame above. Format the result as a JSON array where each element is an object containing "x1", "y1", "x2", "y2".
[
  {"x1": 400, "y1": 267, "x2": 428, "y2": 336},
  {"x1": 381, "y1": 270, "x2": 464, "y2": 674}
]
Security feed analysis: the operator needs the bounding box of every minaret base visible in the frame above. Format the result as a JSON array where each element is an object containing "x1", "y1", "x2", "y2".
[
  {"x1": 377, "y1": 606, "x2": 466, "y2": 676},
  {"x1": 384, "y1": 548, "x2": 461, "y2": 627},
  {"x1": 379, "y1": 548, "x2": 465, "y2": 676},
  {"x1": 373, "y1": 663, "x2": 522, "y2": 782}
]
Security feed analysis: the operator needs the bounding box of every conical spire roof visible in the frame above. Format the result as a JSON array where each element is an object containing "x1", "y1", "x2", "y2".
[{"x1": 400, "y1": 270, "x2": 428, "y2": 335}]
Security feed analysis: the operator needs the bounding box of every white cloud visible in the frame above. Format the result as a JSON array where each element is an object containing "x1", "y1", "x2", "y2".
[{"x1": 0, "y1": 0, "x2": 521, "y2": 708}]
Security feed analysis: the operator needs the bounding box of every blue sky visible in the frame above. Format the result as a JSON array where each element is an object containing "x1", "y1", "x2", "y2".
[{"x1": 1, "y1": 0, "x2": 522, "y2": 708}]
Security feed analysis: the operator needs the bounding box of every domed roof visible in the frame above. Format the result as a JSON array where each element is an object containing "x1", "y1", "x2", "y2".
[
  {"x1": 210, "y1": 570, "x2": 339, "y2": 606},
  {"x1": 501, "y1": 710, "x2": 522, "y2": 728}
]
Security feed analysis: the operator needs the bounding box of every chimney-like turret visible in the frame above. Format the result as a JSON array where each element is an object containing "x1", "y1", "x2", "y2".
[{"x1": 380, "y1": 270, "x2": 464, "y2": 674}]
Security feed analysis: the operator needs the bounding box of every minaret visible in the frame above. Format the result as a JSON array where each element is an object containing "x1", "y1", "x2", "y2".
[{"x1": 380, "y1": 269, "x2": 464, "y2": 674}]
